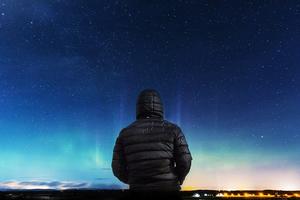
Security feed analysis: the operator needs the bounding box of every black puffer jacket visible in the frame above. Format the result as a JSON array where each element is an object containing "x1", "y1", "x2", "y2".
[{"x1": 112, "y1": 89, "x2": 192, "y2": 191}]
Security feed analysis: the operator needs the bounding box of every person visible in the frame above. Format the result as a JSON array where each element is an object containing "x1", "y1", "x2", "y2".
[{"x1": 111, "y1": 89, "x2": 192, "y2": 199}]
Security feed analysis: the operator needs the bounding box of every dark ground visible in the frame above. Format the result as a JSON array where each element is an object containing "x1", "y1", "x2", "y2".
[
  {"x1": 0, "y1": 190, "x2": 299, "y2": 200},
  {"x1": 0, "y1": 190, "x2": 182, "y2": 200}
]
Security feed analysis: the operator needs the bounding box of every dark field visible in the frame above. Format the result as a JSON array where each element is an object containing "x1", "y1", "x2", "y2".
[{"x1": 0, "y1": 190, "x2": 300, "y2": 200}]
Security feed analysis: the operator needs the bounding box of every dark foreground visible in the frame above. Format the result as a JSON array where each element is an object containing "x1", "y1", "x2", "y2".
[{"x1": 0, "y1": 190, "x2": 299, "y2": 200}]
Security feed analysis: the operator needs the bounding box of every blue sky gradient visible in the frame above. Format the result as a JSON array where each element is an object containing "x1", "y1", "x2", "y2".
[{"x1": 0, "y1": 0, "x2": 300, "y2": 190}]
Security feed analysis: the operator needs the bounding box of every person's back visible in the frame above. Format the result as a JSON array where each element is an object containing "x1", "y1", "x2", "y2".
[{"x1": 112, "y1": 89, "x2": 192, "y2": 191}]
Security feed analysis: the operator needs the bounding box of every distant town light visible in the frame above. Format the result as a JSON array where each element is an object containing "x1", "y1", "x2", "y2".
[
  {"x1": 244, "y1": 193, "x2": 249, "y2": 197},
  {"x1": 195, "y1": 191, "x2": 299, "y2": 198},
  {"x1": 216, "y1": 193, "x2": 224, "y2": 197},
  {"x1": 192, "y1": 193, "x2": 200, "y2": 198}
]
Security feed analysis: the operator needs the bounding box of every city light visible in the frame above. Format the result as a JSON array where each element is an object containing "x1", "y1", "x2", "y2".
[
  {"x1": 215, "y1": 192, "x2": 294, "y2": 198},
  {"x1": 259, "y1": 192, "x2": 264, "y2": 197},
  {"x1": 243, "y1": 193, "x2": 249, "y2": 197},
  {"x1": 192, "y1": 193, "x2": 200, "y2": 198}
]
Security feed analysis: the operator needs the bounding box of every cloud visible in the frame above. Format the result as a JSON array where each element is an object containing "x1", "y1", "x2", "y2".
[
  {"x1": 0, "y1": 180, "x2": 122, "y2": 190},
  {"x1": 88, "y1": 183, "x2": 123, "y2": 190},
  {"x1": 94, "y1": 178, "x2": 108, "y2": 181}
]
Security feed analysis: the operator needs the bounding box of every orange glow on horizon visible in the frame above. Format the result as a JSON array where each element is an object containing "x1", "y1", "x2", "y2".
[
  {"x1": 183, "y1": 160, "x2": 300, "y2": 191},
  {"x1": 181, "y1": 186, "x2": 198, "y2": 191}
]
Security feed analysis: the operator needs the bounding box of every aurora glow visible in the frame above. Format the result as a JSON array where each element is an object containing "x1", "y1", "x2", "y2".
[{"x1": 0, "y1": 1, "x2": 300, "y2": 190}]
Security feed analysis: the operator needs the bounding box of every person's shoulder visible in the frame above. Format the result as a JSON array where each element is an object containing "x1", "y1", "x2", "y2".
[
  {"x1": 118, "y1": 121, "x2": 139, "y2": 138},
  {"x1": 164, "y1": 120, "x2": 182, "y2": 135},
  {"x1": 162, "y1": 120, "x2": 182, "y2": 132},
  {"x1": 124, "y1": 120, "x2": 140, "y2": 130},
  {"x1": 163, "y1": 120, "x2": 188, "y2": 140}
]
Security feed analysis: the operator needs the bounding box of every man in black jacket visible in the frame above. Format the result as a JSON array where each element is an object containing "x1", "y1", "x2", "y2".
[{"x1": 112, "y1": 89, "x2": 192, "y2": 192}]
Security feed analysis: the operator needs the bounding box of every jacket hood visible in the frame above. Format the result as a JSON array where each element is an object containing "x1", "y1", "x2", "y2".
[{"x1": 136, "y1": 89, "x2": 164, "y2": 120}]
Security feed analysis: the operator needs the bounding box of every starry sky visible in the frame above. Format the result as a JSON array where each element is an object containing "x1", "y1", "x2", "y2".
[{"x1": 0, "y1": 0, "x2": 300, "y2": 190}]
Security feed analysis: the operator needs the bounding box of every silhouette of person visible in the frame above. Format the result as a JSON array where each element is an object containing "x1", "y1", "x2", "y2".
[{"x1": 112, "y1": 89, "x2": 192, "y2": 199}]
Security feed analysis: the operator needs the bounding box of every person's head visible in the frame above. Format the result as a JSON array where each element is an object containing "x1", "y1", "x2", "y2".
[{"x1": 136, "y1": 89, "x2": 164, "y2": 120}]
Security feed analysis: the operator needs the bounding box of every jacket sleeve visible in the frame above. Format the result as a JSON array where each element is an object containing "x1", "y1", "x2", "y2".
[
  {"x1": 174, "y1": 126, "x2": 192, "y2": 185},
  {"x1": 111, "y1": 134, "x2": 128, "y2": 184}
]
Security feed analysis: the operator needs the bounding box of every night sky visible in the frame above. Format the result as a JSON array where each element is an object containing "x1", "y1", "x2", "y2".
[{"x1": 0, "y1": 0, "x2": 300, "y2": 190}]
